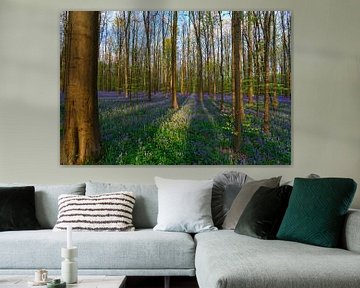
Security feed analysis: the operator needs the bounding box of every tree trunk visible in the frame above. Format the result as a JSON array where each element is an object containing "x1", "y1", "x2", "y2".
[
  {"x1": 263, "y1": 12, "x2": 271, "y2": 135},
  {"x1": 210, "y1": 12, "x2": 217, "y2": 99},
  {"x1": 60, "y1": 12, "x2": 69, "y2": 94},
  {"x1": 107, "y1": 39, "x2": 112, "y2": 91},
  {"x1": 281, "y1": 11, "x2": 288, "y2": 97},
  {"x1": 187, "y1": 12, "x2": 192, "y2": 95},
  {"x1": 247, "y1": 12, "x2": 254, "y2": 104},
  {"x1": 143, "y1": 11, "x2": 152, "y2": 101},
  {"x1": 272, "y1": 12, "x2": 278, "y2": 109},
  {"x1": 218, "y1": 11, "x2": 224, "y2": 111},
  {"x1": 61, "y1": 11, "x2": 101, "y2": 165},
  {"x1": 181, "y1": 21, "x2": 186, "y2": 95},
  {"x1": 161, "y1": 12, "x2": 169, "y2": 96},
  {"x1": 191, "y1": 12, "x2": 203, "y2": 102},
  {"x1": 171, "y1": 12, "x2": 179, "y2": 109},
  {"x1": 232, "y1": 11, "x2": 242, "y2": 154},
  {"x1": 115, "y1": 13, "x2": 122, "y2": 96},
  {"x1": 231, "y1": 22, "x2": 235, "y2": 118},
  {"x1": 124, "y1": 11, "x2": 131, "y2": 99},
  {"x1": 239, "y1": 12, "x2": 245, "y2": 121},
  {"x1": 286, "y1": 12, "x2": 291, "y2": 97},
  {"x1": 254, "y1": 13, "x2": 261, "y2": 116}
]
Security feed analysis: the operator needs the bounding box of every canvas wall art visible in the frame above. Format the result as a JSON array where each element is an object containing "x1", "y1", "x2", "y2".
[{"x1": 60, "y1": 11, "x2": 291, "y2": 165}]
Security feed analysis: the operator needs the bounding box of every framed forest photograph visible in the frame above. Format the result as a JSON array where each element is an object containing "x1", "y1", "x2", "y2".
[{"x1": 60, "y1": 11, "x2": 291, "y2": 165}]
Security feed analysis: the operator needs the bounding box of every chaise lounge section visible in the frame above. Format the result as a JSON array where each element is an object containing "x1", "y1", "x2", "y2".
[{"x1": 195, "y1": 215, "x2": 360, "y2": 288}]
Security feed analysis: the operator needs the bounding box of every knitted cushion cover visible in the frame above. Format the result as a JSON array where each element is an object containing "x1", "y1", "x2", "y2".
[
  {"x1": 277, "y1": 178, "x2": 357, "y2": 247},
  {"x1": 53, "y1": 192, "x2": 136, "y2": 231}
]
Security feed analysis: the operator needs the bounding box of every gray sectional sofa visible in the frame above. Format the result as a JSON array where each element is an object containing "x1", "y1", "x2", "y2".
[{"x1": 0, "y1": 181, "x2": 360, "y2": 288}]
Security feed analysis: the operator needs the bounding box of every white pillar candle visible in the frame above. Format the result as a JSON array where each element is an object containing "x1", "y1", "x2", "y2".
[{"x1": 67, "y1": 225, "x2": 72, "y2": 249}]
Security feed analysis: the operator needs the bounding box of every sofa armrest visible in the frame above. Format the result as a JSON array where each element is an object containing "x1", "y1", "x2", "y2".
[{"x1": 342, "y1": 209, "x2": 360, "y2": 253}]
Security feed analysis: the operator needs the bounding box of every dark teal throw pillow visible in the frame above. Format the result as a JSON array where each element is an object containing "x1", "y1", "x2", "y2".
[
  {"x1": 235, "y1": 185, "x2": 292, "y2": 239},
  {"x1": 276, "y1": 178, "x2": 357, "y2": 247},
  {"x1": 0, "y1": 186, "x2": 41, "y2": 231}
]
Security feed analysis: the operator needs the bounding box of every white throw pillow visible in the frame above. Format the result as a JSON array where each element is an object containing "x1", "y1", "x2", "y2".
[
  {"x1": 153, "y1": 177, "x2": 217, "y2": 233},
  {"x1": 53, "y1": 192, "x2": 135, "y2": 232}
]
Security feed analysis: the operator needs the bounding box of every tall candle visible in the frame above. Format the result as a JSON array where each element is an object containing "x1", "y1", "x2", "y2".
[{"x1": 67, "y1": 225, "x2": 72, "y2": 249}]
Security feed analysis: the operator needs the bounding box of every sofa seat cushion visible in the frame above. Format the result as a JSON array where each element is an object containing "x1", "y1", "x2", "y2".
[
  {"x1": 0, "y1": 229, "x2": 195, "y2": 270},
  {"x1": 195, "y1": 230, "x2": 360, "y2": 288}
]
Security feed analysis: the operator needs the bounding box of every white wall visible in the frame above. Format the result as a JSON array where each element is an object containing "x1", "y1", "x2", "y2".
[{"x1": 0, "y1": 0, "x2": 359, "y2": 208}]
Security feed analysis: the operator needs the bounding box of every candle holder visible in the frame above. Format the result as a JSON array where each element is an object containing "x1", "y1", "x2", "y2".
[{"x1": 61, "y1": 247, "x2": 78, "y2": 284}]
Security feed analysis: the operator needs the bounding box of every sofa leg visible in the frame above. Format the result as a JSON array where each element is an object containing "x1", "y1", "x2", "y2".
[{"x1": 164, "y1": 276, "x2": 170, "y2": 288}]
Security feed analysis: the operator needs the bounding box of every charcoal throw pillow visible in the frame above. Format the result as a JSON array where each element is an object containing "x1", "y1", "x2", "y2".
[
  {"x1": 0, "y1": 182, "x2": 86, "y2": 229},
  {"x1": 154, "y1": 177, "x2": 217, "y2": 233},
  {"x1": 222, "y1": 176, "x2": 281, "y2": 230},
  {"x1": 277, "y1": 178, "x2": 357, "y2": 247},
  {"x1": 235, "y1": 185, "x2": 293, "y2": 239},
  {"x1": 212, "y1": 171, "x2": 251, "y2": 228},
  {"x1": 0, "y1": 186, "x2": 41, "y2": 231},
  {"x1": 53, "y1": 192, "x2": 136, "y2": 232}
]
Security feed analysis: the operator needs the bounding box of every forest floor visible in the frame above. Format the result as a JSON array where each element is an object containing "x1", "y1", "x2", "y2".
[{"x1": 60, "y1": 92, "x2": 291, "y2": 165}]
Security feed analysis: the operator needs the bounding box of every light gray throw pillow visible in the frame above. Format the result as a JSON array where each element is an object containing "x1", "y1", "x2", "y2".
[
  {"x1": 222, "y1": 177, "x2": 281, "y2": 230},
  {"x1": 153, "y1": 177, "x2": 217, "y2": 233}
]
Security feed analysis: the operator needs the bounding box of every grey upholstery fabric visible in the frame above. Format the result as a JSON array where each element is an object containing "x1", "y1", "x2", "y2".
[
  {"x1": 0, "y1": 269, "x2": 195, "y2": 277},
  {"x1": 195, "y1": 230, "x2": 360, "y2": 288},
  {"x1": 342, "y1": 209, "x2": 360, "y2": 253},
  {"x1": 86, "y1": 181, "x2": 158, "y2": 228},
  {"x1": 0, "y1": 183, "x2": 85, "y2": 228},
  {"x1": 0, "y1": 229, "x2": 195, "y2": 272}
]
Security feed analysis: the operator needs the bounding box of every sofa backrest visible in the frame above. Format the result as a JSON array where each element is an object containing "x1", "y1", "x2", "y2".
[
  {"x1": 0, "y1": 182, "x2": 86, "y2": 228},
  {"x1": 86, "y1": 181, "x2": 158, "y2": 229}
]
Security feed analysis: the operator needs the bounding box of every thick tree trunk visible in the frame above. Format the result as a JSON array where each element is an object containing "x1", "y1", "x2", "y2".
[
  {"x1": 61, "y1": 11, "x2": 101, "y2": 165},
  {"x1": 171, "y1": 12, "x2": 179, "y2": 109}
]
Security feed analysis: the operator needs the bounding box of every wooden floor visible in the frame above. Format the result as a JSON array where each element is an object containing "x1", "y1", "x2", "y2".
[{"x1": 126, "y1": 276, "x2": 199, "y2": 288}]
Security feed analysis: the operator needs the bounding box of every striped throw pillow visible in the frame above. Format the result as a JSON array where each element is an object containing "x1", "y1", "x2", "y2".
[{"x1": 53, "y1": 192, "x2": 136, "y2": 231}]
